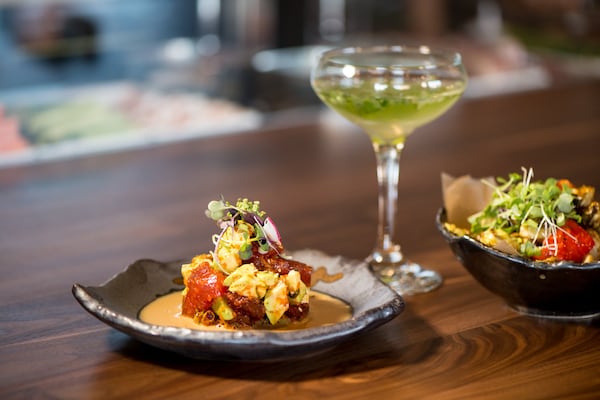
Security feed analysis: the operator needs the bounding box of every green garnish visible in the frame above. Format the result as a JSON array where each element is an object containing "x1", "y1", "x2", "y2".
[
  {"x1": 204, "y1": 197, "x2": 279, "y2": 273},
  {"x1": 468, "y1": 167, "x2": 580, "y2": 257},
  {"x1": 205, "y1": 199, "x2": 228, "y2": 221},
  {"x1": 205, "y1": 198, "x2": 265, "y2": 222}
]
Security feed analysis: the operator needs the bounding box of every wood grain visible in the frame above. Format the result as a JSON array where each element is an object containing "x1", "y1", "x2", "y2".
[{"x1": 1, "y1": 81, "x2": 600, "y2": 399}]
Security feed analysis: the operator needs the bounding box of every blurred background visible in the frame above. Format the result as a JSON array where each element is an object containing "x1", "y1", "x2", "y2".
[{"x1": 1, "y1": 0, "x2": 599, "y2": 165}]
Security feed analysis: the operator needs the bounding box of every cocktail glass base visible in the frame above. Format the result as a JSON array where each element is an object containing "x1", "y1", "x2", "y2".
[{"x1": 369, "y1": 259, "x2": 443, "y2": 296}]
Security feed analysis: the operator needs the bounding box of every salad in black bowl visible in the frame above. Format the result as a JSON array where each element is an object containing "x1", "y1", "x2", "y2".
[{"x1": 437, "y1": 168, "x2": 600, "y2": 322}]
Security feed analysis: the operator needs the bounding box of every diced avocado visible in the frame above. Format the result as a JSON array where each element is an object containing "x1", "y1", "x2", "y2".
[
  {"x1": 224, "y1": 264, "x2": 280, "y2": 299},
  {"x1": 285, "y1": 270, "x2": 301, "y2": 294},
  {"x1": 264, "y1": 280, "x2": 289, "y2": 325},
  {"x1": 256, "y1": 270, "x2": 279, "y2": 288},
  {"x1": 224, "y1": 264, "x2": 263, "y2": 298},
  {"x1": 211, "y1": 296, "x2": 235, "y2": 321},
  {"x1": 216, "y1": 226, "x2": 243, "y2": 273},
  {"x1": 218, "y1": 250, "x2": 241, "y2": 274},
  {"x1": 285, "y1": 270, "x2": 307, "y2": 304},
  {"x1": 180, "y1": 263, "x2": 194, "y2": 285},
  {"x1": 288, "y1": 281, "x2": 307, "y2": 305},
  {"x1": 181, "y1": 254, "x2": 213, "y2": 285},
  {"x1": 223, "y1": 263, "x2": 255, "y2": 286}
]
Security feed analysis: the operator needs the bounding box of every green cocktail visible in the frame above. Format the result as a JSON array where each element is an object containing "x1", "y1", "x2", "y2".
[
  {"x1": 311, "y1": 46, "x2": 468, "y2": 295},
  {"x1": 313, "y1": 78, "x2": 465, "y2": 146}
]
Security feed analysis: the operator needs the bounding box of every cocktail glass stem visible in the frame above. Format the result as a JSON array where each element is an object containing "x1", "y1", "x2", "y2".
[
  {"x1": 369, "y1": 142, "x2": 443, "y2": 295},
  {"x1": 372, "y1": 142, "x2": 404, "y2": 265}
]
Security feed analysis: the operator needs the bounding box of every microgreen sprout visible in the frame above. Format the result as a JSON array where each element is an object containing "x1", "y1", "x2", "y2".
[
  {"x1": 205, "y1": 198, "x2": 229, "y2": 221},
  {"x1": 468, "y1": 167, "x2": 581, "y2": 258},
  {"x1": 204, "y1": 197, "x2": 281, "y2": 273}
]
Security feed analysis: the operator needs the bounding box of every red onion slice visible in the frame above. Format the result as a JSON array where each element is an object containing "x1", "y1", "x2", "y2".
[{"x1": 263, "y1": 217, "x2": 281, "y2": 245}]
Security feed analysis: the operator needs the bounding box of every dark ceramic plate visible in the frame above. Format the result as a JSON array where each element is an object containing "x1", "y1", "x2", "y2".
[
  {"x1": 72, "y1": 249, "x2": 404, "y2": 361},
  {"x1": 436, "y1": 208, "x2": 600, "y2": 322}
]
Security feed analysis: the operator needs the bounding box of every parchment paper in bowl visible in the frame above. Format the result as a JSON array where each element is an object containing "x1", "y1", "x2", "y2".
[
  {"x1": 441, "y1": 173, "x2": 521, "y2": 255},
  {"x1": 441, "y1": 172, "x2": 495, "y2": 229}
]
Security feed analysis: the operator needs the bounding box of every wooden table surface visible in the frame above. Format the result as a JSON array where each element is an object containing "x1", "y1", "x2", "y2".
[{"x1": 1, "y1": 80, "x2": 599, "y2": 399}]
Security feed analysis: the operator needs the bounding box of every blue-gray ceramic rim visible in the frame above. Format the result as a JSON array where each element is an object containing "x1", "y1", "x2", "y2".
[{"x1": 72, "y1": 249, "x2": 405, "y2": 361}]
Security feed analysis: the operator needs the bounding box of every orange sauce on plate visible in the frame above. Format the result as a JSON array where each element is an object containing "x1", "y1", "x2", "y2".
[{"x1": 139, "y1": 290, "x2": 352, "y2": 331}]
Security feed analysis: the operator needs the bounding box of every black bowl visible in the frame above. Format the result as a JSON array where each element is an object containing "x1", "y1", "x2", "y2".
[{"x1": 436, "y1": 208, "x2": 600, "y2": 322}]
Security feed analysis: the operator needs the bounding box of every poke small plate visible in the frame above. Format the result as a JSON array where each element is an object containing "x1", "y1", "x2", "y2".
[{"x1": 72, "y1": 249, "x2": 404, "y2": 361}]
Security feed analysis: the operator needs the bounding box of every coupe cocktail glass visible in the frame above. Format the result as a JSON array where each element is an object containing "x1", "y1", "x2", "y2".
[{"x1": 311, "y1": 45, "x2": 467, "y2": 295}]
